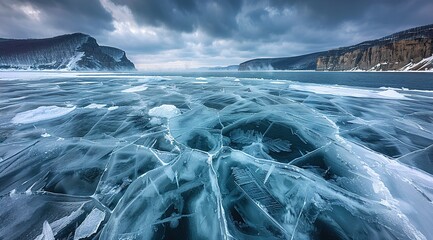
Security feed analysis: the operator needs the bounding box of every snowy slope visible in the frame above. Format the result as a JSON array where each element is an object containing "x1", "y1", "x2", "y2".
[{"x1": 400, "y1": 55, "x2": 433, "y2": 71}]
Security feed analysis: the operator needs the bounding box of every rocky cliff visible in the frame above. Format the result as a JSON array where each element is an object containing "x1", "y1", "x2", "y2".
[
  {"x1": 317, "y1": 25, "x2": 433, "y2": 71},
  {"x1": 0, "y1": 33, "x2": 136, "y2": 71},
  {"x1": 239, "y1": 24, "x2": 433, "y2": 71}
]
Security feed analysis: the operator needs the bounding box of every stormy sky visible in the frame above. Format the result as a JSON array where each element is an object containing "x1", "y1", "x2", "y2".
[{"x1": 1, "y1": 0, "x2": 432, "y2": 70}]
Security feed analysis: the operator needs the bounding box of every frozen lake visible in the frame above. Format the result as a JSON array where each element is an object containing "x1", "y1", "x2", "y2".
[{"x1": 1, "y1": 71, "x2": 433, "y2": 239}]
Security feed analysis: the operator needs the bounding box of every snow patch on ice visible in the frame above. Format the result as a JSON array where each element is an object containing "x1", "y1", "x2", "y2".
[
  {"x1": 77, "y1": 81, "x2": 95, "y2": 85},
  {"x1": 149, "y1": 117, "x2": 162, "y2": 125},
  {"x1": 25, "y1": 183, "x2": 36, "y2": 195},
  {"x1": 41, "y1": 133, "x2": 51, "y2": 138},
  {"x1": 290, "y1": 84, "x2": 407, "y2": 99},
  {"x1": 270, "y1": 81, "x2": 286, "y2": 85},
  {"x1": 11, "y1": 106, "x2": 76, "y2": 124},
  {"x1": 84, "y1": 103, "x2": 106, "y2": 109},
  {"x1": 148, "y1": 105, "x2": 181, "y2": 119},
  {"x1": 378, "y1": 89, "x2": 406, "y2": 99},
  {"x1": 121, "y1": 85, "x2": 148, "y2": 93},
  {"x1": 9, "y1": 189, "x2": 18, "y2": 199}
]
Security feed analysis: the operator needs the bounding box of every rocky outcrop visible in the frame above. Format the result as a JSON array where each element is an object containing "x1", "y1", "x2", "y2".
[
  {"x1": 0, "y1": 33, "x2": 136, "y2": 71},
  {"x1": 317, "y1": 25, "x2": 433, "y2": 71},
  {"x1": 239, "y1": 24, "x2": 433, "y2": 71}
]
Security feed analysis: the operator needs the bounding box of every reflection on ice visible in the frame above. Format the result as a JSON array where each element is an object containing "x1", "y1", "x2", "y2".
[{"x1": 1, "y1": 73, "x2": 433, "y2": 239}]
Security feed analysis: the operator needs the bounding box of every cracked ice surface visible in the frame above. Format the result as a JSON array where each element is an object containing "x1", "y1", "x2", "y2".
[{"x1": 1, "y1": 72, "x2": 433, "y2": 239}]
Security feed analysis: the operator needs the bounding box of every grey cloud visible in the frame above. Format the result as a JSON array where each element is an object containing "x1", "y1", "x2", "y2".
[
  {"x1": 26, "y1": 0, "x2": 114, "y2": 34},
  {"x1": 112, "y1": 0, "x2": 433, "y2": 40},
  {"x1": 0, "y1": 4, "x2": 39, "y2": 38},
  {"x1": 268, "y1": 0, "x2": 399, "y2": 26},
  {"x1": 266, "y1": 0, "x2": 433, "y2": 34},
  {"x1": 0, "y1": 0, "x2": 113, "y2": 38},
  {"x1": 111, "y1": 0, "x2": 242, "y2": 38}
]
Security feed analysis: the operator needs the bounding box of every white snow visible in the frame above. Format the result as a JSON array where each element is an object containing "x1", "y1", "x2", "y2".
[
  {"x1": 74, "y1": 208, "x2": 105, "y2": 240},
  {"x1": 84, "y1": 103, "x2": 106, "y2": 109},
  {"x1": 413, "y1": 55, "x2": 433, "y2": 70},
  {"x1": 41, "y1": 133, "x2": 51, "y2": 138},
  {"x1": 270, "y1": 81, "x2": 286, "y2": 85},
  {"x1": 121, "y1": 85, "x2": 148, "y2": 93},
  {"x1": 400, "y1": 55, "x2": 433, "y2": 71},
  {"x1": 9, "y1": 189, "x2": 18, "y2": 199},
  {"x1": 25, "y1": 183, "x2": 35, "y2": 195},
  {"x1": 290, "y1": 84, "x2": 407, "y2": 99},
  {"x1": 11, "y1": 106, "x2": 76, "y2": 124},
  {"x1": 378, "y1": 89, "x2": 406, "y2": 99},
  {"x1": 66, "y1": 52, "x2": 85, "y2": 70},
  {"x1": 149, "y1": 117, "x2": 162, "y2": 125},
  {"x1": 77, "y1": 81, "x2": 95, "y2": 85},
  {"x1": 148, "y1": 104, "x2": 181, "y2": 119}
]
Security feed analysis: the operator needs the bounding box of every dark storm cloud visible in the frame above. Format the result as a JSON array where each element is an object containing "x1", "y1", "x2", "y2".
[
  {"x1": 111, "y1": 0, "x2": 242, "y2": 38},
  {"x1": 110, "y1": 0, "x2": 433, "y2": 41},
  {"x1": 22, "y1": 0, "x2": 114, "y2": 33},
  {"x1": 0, "y1": 0, "x2": 113, "y2": 38},
  {"x1": 266, "y1": 0, "x2": 433, "y2": 32}
]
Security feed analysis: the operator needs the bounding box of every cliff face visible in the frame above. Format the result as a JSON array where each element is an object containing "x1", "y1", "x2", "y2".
[
  {"x1": 100, "y1": 46, "x2": 136, "y2": 70},
  {"x1": 316, "y1": 38, "x2": 433, "y2": 71},
  {"x1": 0, "y1": 33, "x2": 136, "y2": 71},
  {"x1": 239, "y1": 24, "x2": 433, "y2": 71}
]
